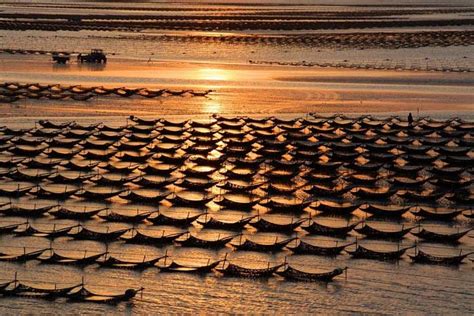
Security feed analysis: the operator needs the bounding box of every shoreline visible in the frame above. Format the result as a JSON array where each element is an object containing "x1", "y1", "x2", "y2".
[{"x1": 1, "y1": 55, "x2": 473, "y2": 119}]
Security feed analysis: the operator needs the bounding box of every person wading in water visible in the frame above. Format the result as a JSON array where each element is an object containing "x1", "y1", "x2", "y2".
[{"x1": 408, "y1": 112, "x2": 414, "y2": 127}]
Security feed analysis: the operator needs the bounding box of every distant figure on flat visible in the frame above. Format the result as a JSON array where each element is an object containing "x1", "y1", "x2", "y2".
[{"x1": 408, "y1": 112, "x2": 414, "y2": 127}]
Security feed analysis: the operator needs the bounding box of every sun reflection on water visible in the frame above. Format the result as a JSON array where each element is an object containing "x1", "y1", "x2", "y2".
[
  {"x1": 202, "y1": 98, "x2": 222, "y2": 114},
  {"x1": 198, "y1": 68, "x2": 231, "y2": 81}
]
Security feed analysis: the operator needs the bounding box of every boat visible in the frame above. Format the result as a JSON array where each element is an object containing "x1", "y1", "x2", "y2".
[
  {"x1": 160, "y1": 118, "x2": 188, "y2": 127},
  {"x1": 120, "y1": 190, "x2": 170, "y2": 204},
  {"x1": 254, "y1": 147, "x2": 286, "y2": 159},
  {"x1": 408, "y1": 249, "x2": 473, "y2": 265},
  {"x1": 98, "y1": 210, "x2": 156, "y2": 223},
  {"x1": 140, "y1": 164, "x2": 178, "y2": 176},
  {"x1": 90, "y1": 174, "x2": 137, "y2": 186},
  {"x1": 309, "y1": 161, "x2": 343, "y2": 173},
  {"x1": 197, "y1": 215, "x2": 257, "y2": 231},
  {"x1": 249, "y1": 217, "x2": 306, "y2": 233},
  {"x1": 23, "y1": 157, "x2": 62, "y2": 169},
  {"x1": 217, "y1": 262, "x2": 285, "y2": 278},
  {"x1": 304, "y1": 184, "x2": 351, "y2": 198},
  {"x1": 48, "y1": 172, "x2": 93, "y2": 184},
  {"x1": 188, "y1": 155, "x2": 226, "y2": 168},
  {"x1": 9, "y1": 145, "x2": 47, "y2": 156},
  {"x1": 346, "y1": 244, "x2": 414, "y2": 261},
  {"x1": 10, "y1": 169, "x2": 54, "y2": 182},
  {"x1": 410, "y1": 207, "x2": 464, "y2": 221},
  {"x1": 98, "y1": 254, "x2": 167, "y2": 269},
  {"x1": 39, "y1": 249, "x2": 106, "y2": 266},
  {"x1": 400, "y1": 144, "x2": 432, "y2": 155},
  {"x1": 364, "y1": 143, "x2": 396, "y2": 152},
  {"x1": 263, "y1": 169, "x2": 299, "y2": 182},
  {"x1": 232, "y1": 237, "x2": 297, "y2": 252},
  {"x1": 15, "y1": 223, "x2": 78, "y2": 238},
  {"x1": 291, "y1": 140, "x2": 323, "y2": 152},
  {"x1": 63, "y1": 160, "x2": 100, "y2": 172},
  {"x1": 389, "y1": 177, "x2": 432, "y2": 189},
  {"x1": 148, "y1": 211, "x2": 203, "y2": 227},
  {"x1": 0, "y1": 278, "x2": 81, "y2": 298},
  {"x1": 364, "y1": 152, "x2": 398, "y2": 163},
  {"x1": 398, "y1": 190, "x2": 445, "y2": 204},
  {"x1": 316, "y1": 201, "x2": 361, "y2": 215},
  {"x1": 0, "y1": 222, "x2": 25, "y2": 234},
  {"x1": 288, "y1": 240, "x2": 355, "y2": 256},
  {"x1": 411, "y1": 227, "x2": 472, "y2": 243},
  {"x1": 445, "y1": 193, "x2": 474, "y2": 205},
  {"x1": 35, "y1": 186, "x2": 79, "y2": 200},
  {"x1": 302, "y1": 220, "x2": 358, "y2": 236},
  {"x1": 388, "y1": 164, "x2": 424, "y2": 177},
  {"x1": 154, "y1": 153, "x2": 187, "y2": 165},
  {"x1": 126, "y1": 132, "x2": 157, "y2": 142},
  {"x1": 0, "y1": 248, "x2": 49, "y2": 262},
  {"x1": 214, "y1": 194, "x2": 261, "y2": 210},
  {"x1": 122, "y1": 230, "x2": 187, "y2": 246},
  {"x1": 182, "y1": 144, "x2": 215, "y2": 155},
  {"x1": 355, "y1": 223, "x2": 414, "y2": 240},
  {"x1": 75, "y1": 188, "x2": 126, "y2": 200},
  {"x1": 430, "y1": 178, "x2": 472, "y2": 191},
  {"x1": 66, "y1": 285, "x2": 143, "y2": 304},
  {"x1": 223, "y1": 138, "x2": 256, "y2": 150},
  {"x1": 222, "y1": 168, "x2": 258, "y2": 180},
  {"x1": 176, "y1": 233, "x2": 239, "y2": 249},
  {"x1": 174, "y1": 178, "x2": 218, "y2": 190},
  {"x1": 158, "y1": 258, "x2": 222, "y2": 274},
  {"x1": 263, "y1": 183, "x2": 301, "y2": 195},
  {"x1": 276, "y1": 265, "x2": 346, "y2": 282},
  {"x1": 80, "y1": 150, "x2": 117, "y2": 161},
  {"x1": 216, "y1": 180, "x2": 265, "y2": 193},
  {"x1": 352, "y1": 187, "x2": 396, "y2": 201},
  {"x1": 168, "y1": 192, "x2": 215, "y2": 207},
  {"x1": 361, "y1": 204, "x2": 411, "y2": 218},
  {"x1": 94, "y1": 130, "x2": 125, "y2": 140},
  {"x1": 344, "y1": 174, "x2": 379, "y2": 186},
  {"x1": 260, "y1": 198, "x2": 313, "y2": 213},
  {"x1": 0, "y1": 185, "x2": 33, "y2": 197},
  {"x1": 115, "y1": 151, "x2": 154, "y2": 163},
  {"x1": 430, "y1": 166, "x2": 465, "y2": 179},
  {"x1": 226, "y1": 157, "x2": 264, "y2": 168},
  {"x1": 463, "y1": 210, "x2": 474, "y2": 219},
  {"x1": 133, "y1": 176, "x2": 177, "y2": 189},
  {"x1": 442, "y1": 155, "x2": 473, "y2": 168},
  {"x1": 127, "y1": 124, "x2": 156, "y2": 134},
  {"x1": 69, "y1": 226, "x2": 130, "y2": 242},
  {"x1": 327, "y1": 141, "x2": 358, "y2": 152},
  {"x1": 129, "y1": 116, "x2": 159, "y2": 126},
  {"x1": 1, "y1": 204, "x2": 57, "y2": 217},
  {"x1": 152, "y1": 143, "x2": 181, "y2": 154},
  {"x1": 48, "y1": 137, "x2": 82, "y2": 148},
  {"x1": 50, "y1": 206, "x2": 107, "y2": 220},
  {"x1": 63, "y1": 129, "x2": 94, "y2": 139},
  {"x1": 0, "y1": 157, "x2": 25, "y2": 168},
  {"x1": 101, "y1": 162, "x2": 138, "y2": 174},
  {"x1": 82, "y1": 139, "x2": 116, "y2": 150}
]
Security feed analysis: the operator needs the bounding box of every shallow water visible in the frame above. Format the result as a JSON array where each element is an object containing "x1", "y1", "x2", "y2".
[
  {"x1": 0, "y1": 114, "x2": 473, "y2": 315},
  {"x1": 0, "y1": 1, "x2": 473, "y2": 314}
]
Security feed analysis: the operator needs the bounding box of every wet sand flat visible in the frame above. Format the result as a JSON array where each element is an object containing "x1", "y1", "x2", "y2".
[
  {"x1": 0, "y1": 1, "x2": 473, "y2": 314},
  {"x1": 1, "y1": 56, "x2": 473, "y2": 118}
]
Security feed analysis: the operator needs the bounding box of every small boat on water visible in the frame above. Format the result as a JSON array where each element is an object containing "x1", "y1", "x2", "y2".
[
  {"x1": 408, "y1": 249, "x2": 473, "y2": 265},
  {"x1": 276, "y1": 265, "x2": 347, "y2": 282}
]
